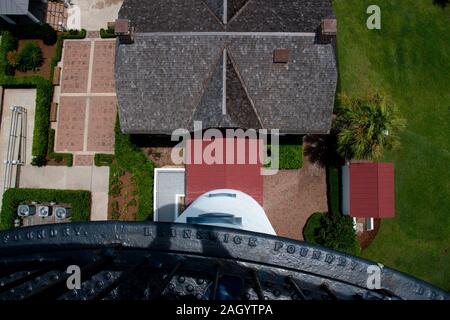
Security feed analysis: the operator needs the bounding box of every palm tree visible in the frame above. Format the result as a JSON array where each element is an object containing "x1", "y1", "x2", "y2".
[{"x1": 334, "y1": 93, "x2": 406, "y2": 160}]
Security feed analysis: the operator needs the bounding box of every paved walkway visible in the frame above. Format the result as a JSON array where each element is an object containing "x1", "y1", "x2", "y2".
[
  {"x1": 0, "y1": 89, "x2": 36, "y2": 205},
  {"x1": 263, "y1": 152, "x2": 328, "y2": 241},
  {"x1": 55, "y1": 38, "x2": 116, "y2": 154},
  {"x1": 68, "y1": 0, "x2": 123, "y2": 31},
  {"x1": 0, "y1": 89, "x2": 109, "y2": 220},
  {"x1": 18, "y1": 165, "x2": 109, "y2": 220}
]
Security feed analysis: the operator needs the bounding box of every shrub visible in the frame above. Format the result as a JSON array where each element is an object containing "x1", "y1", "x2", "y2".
[
  {"x1": 303, "y1": 212, "x2": 322, "y2": 243},
  {"x1": 303, "y1": 212, "x2": 360, "y2": 255},
  {"x1": 0, "y1": 188, "x2": 91, "y2": 230},
  {"x1": 62, "y1": 29, "x2": 87, "y2": 39},
  {"x1": 40, "y1": 23, "x2": 58, "y2": 45},
  {"x1": 17, "y1": 42, "x2": 43, "y2": 71},
  {"x1": 6, "y1": 50, "x2": 20, "y2": 67},
  {"x1": 31, "y1": 155, "x2": 47, "y2": 167},
  {"x1": 100, "y1": 27, "x2": 116, "y2": 38},
  {"x1": 334, "y1": 93, "x2": 406, "y2": 160},
  {"x1": 95, "y1": 153, "x2": 115, "y2": 166},
  {"x1": 0, "y1": 31, "x2": 18, "y2": 75}
]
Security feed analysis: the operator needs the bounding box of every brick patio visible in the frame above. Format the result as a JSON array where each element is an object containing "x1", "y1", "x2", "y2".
[
  {"x1": 263, "y1": 152, "x2": 328, "y2": 241},
  {"x1": 55, "y1": 96, "x2": 86, "y2": 151},
  {"x1": 60, "y1": 41, "x2": 91, "y2": 94},
  {"x1": 55, "y1": 39, "x2": 117, "y2": 157}
]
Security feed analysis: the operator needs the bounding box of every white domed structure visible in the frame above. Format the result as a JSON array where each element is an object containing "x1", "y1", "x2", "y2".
[{"x1": 176, "y1": 189, "x2": 276, "y2": 235}]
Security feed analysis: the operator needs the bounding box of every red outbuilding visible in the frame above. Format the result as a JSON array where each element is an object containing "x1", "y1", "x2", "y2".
[{"x1": 342, "y1": 162, "x2": 395, "y2": 219}]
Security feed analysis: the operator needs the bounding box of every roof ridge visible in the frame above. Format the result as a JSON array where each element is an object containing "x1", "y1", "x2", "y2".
[
  {"x1": 188, "y1": 47, "x2": 227, "y2": 128},
  {"x1": 226, "y1": 49, "x2": 263, "y2": 129}
]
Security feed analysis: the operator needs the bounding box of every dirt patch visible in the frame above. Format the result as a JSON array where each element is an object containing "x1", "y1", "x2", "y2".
[
  {"x1": 15, "y1": 39, "x2": 56, "y2": 78},
  {"x1": 357, "y1": 218, "x2": 381, "y2": 250},
  {"x1": 143, "y1": 146, "x2": 183, "y2": 168},
  {"x1": 45, "y1": 157, "x2": 68, "y2": 166},
  {"x1": 108, "y1": 165, "x2": 138, "y2": 221}
]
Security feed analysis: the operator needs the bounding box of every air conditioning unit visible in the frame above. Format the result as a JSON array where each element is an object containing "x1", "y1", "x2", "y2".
[
  {"x1": 37, "y1": 205, "x2": 52, "y2": 217},
  {"x1": 54, "y1": 206, "x2": 71, "y2": 220},
  {"x1": 17, "y1": 204, "x2": 36, "y2": 217}
]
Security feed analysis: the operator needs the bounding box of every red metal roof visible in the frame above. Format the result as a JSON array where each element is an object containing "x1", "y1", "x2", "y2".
[
  {"x1": 349, "y1": 162, "x2": 395, "y2": 218},
  {"x1": 186, "y1": 138, "x2": 263, "y2": 206}
]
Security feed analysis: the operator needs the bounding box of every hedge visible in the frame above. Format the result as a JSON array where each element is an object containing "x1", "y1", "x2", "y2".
[
  {"x1": 0, "y1": 188, "x2": 91, "y2": 230},
  {"x1": 100, "y1": 28, "x2": 116, "y2": 39},
  {"x1": 94, "y1": 153, "x2": 115, "y2": 166},
  {"x1": 328, "y1": 166, "x2": 340, "y2": 215},
  {"x1": 114, "y1": 117, "x2": 154, "y2": 220},
  {"x1": 48, "y1": 129, "x2": 73, "y2": 166}
]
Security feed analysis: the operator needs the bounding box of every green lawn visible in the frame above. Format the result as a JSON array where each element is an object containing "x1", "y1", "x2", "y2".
[{"x1": 333, "y1": 0, "x2": 450, "y2": 290}]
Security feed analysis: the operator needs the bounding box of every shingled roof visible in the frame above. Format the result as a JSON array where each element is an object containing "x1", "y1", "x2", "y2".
[{"x1": 115, "y1": 0, "x2": 337, "y2": 134}]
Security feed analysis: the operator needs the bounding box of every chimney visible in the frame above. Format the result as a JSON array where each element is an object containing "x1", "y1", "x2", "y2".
[
  {"x1": 319, "y1": 18, "x2": 337, "y2": 44},
  {"x1": 273, "y1": 48, "x2": 289, "y2": 64},
  {"x1": 115, "y1": 19, "x2": 135, "y2": 44}
]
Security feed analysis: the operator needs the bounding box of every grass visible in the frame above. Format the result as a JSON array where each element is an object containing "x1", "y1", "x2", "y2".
[
  {"x1": 113, "y1": 117, "x2": 154, "y2": 220},
  {"x1": 334, "y1": 0, "x2": 450, "y2": 290},
  {"x1": 266, "y1": 137, "x2": 304, "y2": 169}
]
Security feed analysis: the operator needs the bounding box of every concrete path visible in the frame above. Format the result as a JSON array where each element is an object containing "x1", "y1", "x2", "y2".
[
  {"x1": 18, "y1": 165, "x2": 109, "y2": 220},
  {"x1": 0, "y1": 89, "x2": 36, "y2": 205},
  {"x1": 68, "y1": 0, "x2": 123, "y2": 31}
]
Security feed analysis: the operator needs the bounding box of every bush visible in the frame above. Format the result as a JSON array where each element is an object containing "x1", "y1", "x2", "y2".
[
  {"x1": 303, "y1": 212, "x2": 360, "y2": 255},
  {"x1": 0, "y1": 31, "x2": 18, "y2": 75},
  {"x1": 303, "y1": 212, "x2": 322, "y2": 243},
  {"x1": 100, "y1": 27, "x2": 116, "y2": 39},
  {"x1": 17, "y1": 42, "x2": 43, "y2": 71},
  {"x1": 0, "y1": 188, "x2": 91, "y2": 230},
  {"x1": 6, "y1": 50, "x2": 20, "y2": 67},
  {"x1": 95, "y1": 153, "x2": 115, "y2": 166},
  {"x1": 31, "y1": 155, "x2": 47, "y2": 167},
  {"x1": 40, "y1": 23, "x2": 58, "y2": 45},
  {"x1": 114, "y1": 117, "x2": 154, "y2": 220},
  {"x1": 47, "y1": 129, "x2": 73, "y2": 166},
  {"x1": 62, "y1": 29, "x2": 87, "y2": 39}
]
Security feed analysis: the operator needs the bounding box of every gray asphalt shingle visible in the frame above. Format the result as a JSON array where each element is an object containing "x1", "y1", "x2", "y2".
[{"x1": 116, "y1": 0, "x2": 337, "y2": 134}]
